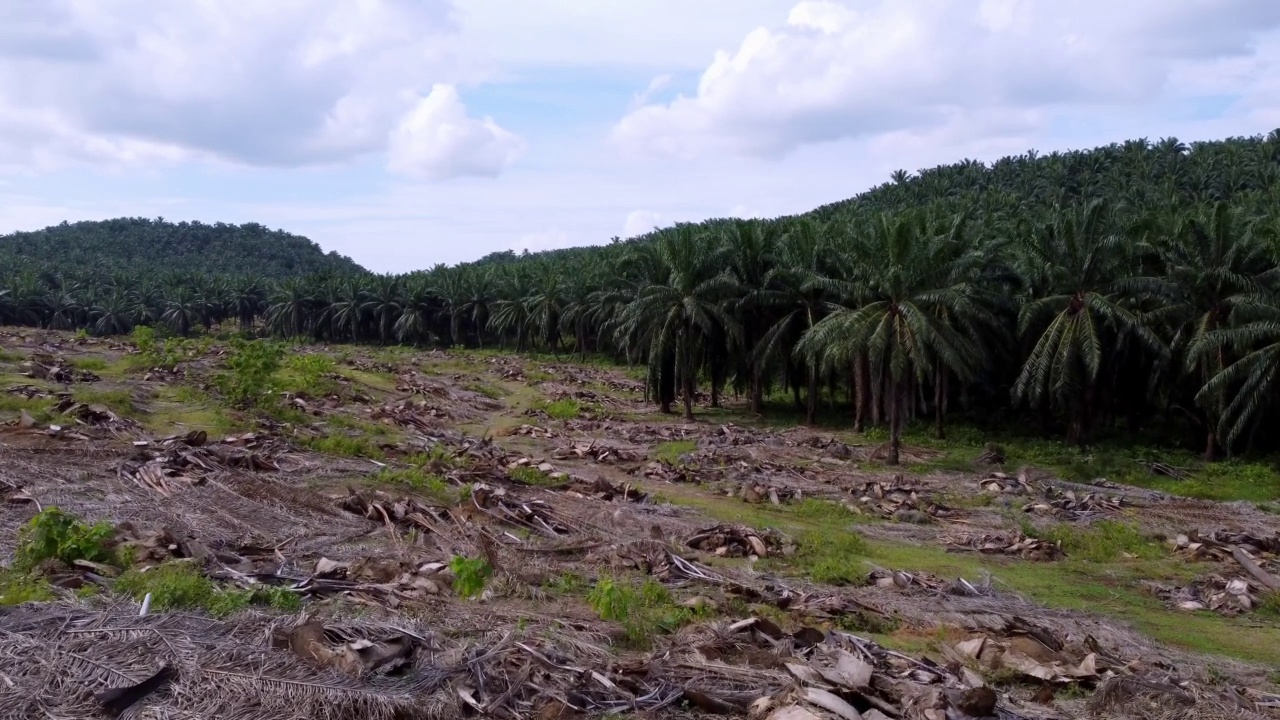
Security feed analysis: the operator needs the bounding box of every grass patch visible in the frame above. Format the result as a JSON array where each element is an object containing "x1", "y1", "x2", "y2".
[
  {"x1": 301, "y1": 434, "x2": 386, "y2": 459},
  {"x1": 0, "y1": 348, "x2": 22, "y2": 363},
  {"x1": 509, "y1": 465, "x2": 559, "y2": 486},
  {"x1": 370, "y1": 466, "x2": 459, "y2": 504},
  {"x1": 70, "y1": 357, "x2": 108, "y2": 371},
  {"x1": 653, "y1": 440, "x2": 697, "y2": 464},
  {"x1": 72, "y1": 386, "x2": 137, "y2": 416},
  {"x1": 114, "y1": 562, "x2": 300, "y2": 616},
  {"x1": 587, "y1": 575, "x2": 705, "y2": 648},
  {"x1": 0, "y1": 572, "x2": 56, "y2": 605},
  {"x1": 1038, "y1": 520, "x2": 1161, "y2": 563},
  {"x1": 279, "y1": 354, "x2": 340, "y2": 397},
  {"x1": 336, "y1": 367, "x2": 397, "y2": 393},
  {"x1": 146, "y1": 384, "x2": 239, "y2": 436},
  {"x1": 464, "y1": 382, "x2": 507, "y2": 400},
  {"x1": 535, "y1": 398, "x2": 582, "y2": 420},
  {"x1": 786, "y1": 529, "x2": 870, "y2": 585}
]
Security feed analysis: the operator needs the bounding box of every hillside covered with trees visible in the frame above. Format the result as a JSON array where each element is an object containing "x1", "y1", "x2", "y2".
[
  {"x1": 3, "y1": 132, "x2": 1280, "y2": 460},
  {"x1": 0, "y1": 218, "x2": 365, "y2": 278}
]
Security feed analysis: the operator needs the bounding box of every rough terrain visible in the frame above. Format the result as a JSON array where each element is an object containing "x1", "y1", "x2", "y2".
[{"x1": 2, "y1": 328, "x2": 1280, "y2": 720}]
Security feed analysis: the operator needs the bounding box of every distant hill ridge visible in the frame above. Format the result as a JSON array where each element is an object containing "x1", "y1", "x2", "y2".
[{"x1": 0, "y1": 217, "x2": 366, "y2": 278}]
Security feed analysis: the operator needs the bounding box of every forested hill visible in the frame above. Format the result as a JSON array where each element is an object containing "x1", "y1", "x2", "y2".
[{"x1": 0, "y1": 218, "x2": 366, "y2": 278}]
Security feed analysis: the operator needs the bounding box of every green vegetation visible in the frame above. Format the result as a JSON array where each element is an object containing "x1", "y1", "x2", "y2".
[
  {"x1": 536, "y1": 398, "x2": 582, "y2": 420},
  {"x1": 449, "y1": 555, "x2": 492, "y2": 599},
  {"x1": 214, "y1": 338, "x2": 284, "y2": 408},
  {"x1": 0, "y1": 572, "x2": 56, "y2": 605},
  {"x1": 70, "y1": 356, "x2": 107, "y2": 371},
  {"x1": 370, "y1": 466, "x2": 459, "y2": 504},
  {"x1": 653, "y1": 440, "x2": 697, "y2": 464},
  {"x1": 114, "y1": 562, "x2": 300, "y2": 616},
  {"x1": 464, "y1": 381, "x2": 507, "y2": 400},
  {"x1": 300, "y1": 434, "x2": 385, "y2": 459},
  {"x1": 587, "y1": 575, "x2": 705, "y2": 648},
  {"x1": 14, "y1": 508, "x2": 116, "y2": 571},
  {"x1": 1038, "y1": 520, "x2": 1162, "y2": 563},
  {"x1": 5, "y1": 134, "x2": 1280, "y2": 468},
  {"x1": 508, "y1": 465, "x2": 558, "y2": 486},
  {"x1": 280, "y1": 354, "x2": 339, "y2": 396}
]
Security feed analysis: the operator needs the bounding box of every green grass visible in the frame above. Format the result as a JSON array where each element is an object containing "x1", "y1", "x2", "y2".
[
  {"x1": 146, "y1": 384, "x2": 239, "y2": 435},
  {"x1": 1038, "y1": 520, "x2": 1162, "y2": 563},
  {"x1": 0, "y1": 348, "x2": 22, "y2": 363},
  {"x1": 535, "y1": 398, "x2": 582, "y2": 420},
  {"x1": 0, "y1": 572, "x2": 56, "y2": 605},
  {"x1": 464, "y1": 381, "x2": 508, "y2": 400},
  {"x1": 369, "y1": 466, "x2": 460, "y2": 504},
  {"x1": 301, "y1": 434, "x2": 386, "y2": 459},
  {"x1": 114, "y1": 562, "x2": 300, "y2": 616},
  {"x1": 509, "y1": 465, "x2": 559, "y2": 486},
  {"x1": 70, "y1": 357, "x2": 108, "y2": 371},
  {"x1": 71, "y1": 386, "x2": 137, "y2": 416},
  {"x1": 587, "y1": 575, "x2": 707, "y2": 648},
  {"x1": 653, "y1": 440, "x2": 697, "y2": 464}
]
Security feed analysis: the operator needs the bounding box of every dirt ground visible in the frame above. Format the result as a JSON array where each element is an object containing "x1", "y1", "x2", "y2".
[{"x1": 2, "y1": 328, "x2": 1280, "y2": 720}]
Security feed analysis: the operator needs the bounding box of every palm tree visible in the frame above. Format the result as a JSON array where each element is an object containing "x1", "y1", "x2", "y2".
[
  {"x1": 1193, "y1": 290, "x2": 1280, "y2": 451},
  {"x1": 1149, "y1": 202, "x2": 1273, "y2": 457},
  {"x1": 1012, "y1": 200, "x2": 1164, "y2": 444},
  {"x1": 616, "y1": 225, "x2": 739, "y2": 419},
  {"x1": 798, "y1": 211, "x2": 990, "y2": 464}
]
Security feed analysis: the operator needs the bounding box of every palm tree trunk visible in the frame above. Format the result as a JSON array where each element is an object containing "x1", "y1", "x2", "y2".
[
  {"x1": 934, "y1": 370, "x2": 947, "y2": 440},
  {"x1": 888, "y1": 377, "x2": 903, "y2": 466},
  {"x1": 805, "y1": 361, "x2": 819, "y2": 426},
  {"x1": 750, "y1": 370, "x2": 763, "y2": 414},
  {"x1": 853, "y1": 355, "x2": 869, "y2": 433}
]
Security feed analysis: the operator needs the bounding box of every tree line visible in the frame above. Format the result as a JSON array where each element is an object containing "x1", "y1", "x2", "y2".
[{"x1": 3, "y1": 133, "x2": 1280, "y2": 462}]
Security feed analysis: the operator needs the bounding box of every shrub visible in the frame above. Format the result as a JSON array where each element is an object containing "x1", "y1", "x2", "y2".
[
  {"x1": 15, "y1": 508, "x2": 115, "y2": 571},
  {"x1": 215, "y1": 338, "x2": 284, "y2": 408},
  {"x1": 450, "y1": 555, "x2": 492, "y2": 599},
  {"x1": 114, "y1": 562, "x2": 300, "y2": 615},
  {"x1": 537, "y1": 399, "x2": 582, "y2": 420},
  {"x1": 587, "y1": 575, "x2": 700, "y2": 648}
]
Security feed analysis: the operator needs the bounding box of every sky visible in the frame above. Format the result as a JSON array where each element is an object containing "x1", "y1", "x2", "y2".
[{"x1": 1, "y1": 1, "x2": 1279, "y2": 273}]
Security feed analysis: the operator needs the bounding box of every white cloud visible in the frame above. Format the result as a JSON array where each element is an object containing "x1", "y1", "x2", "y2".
[
  {"x1": 612, "y1": 0, "x2": 1280, "y2": 160},
  {"x1": 623, "y1": 210, "x2": 664, "y2": 238},
  {"x1": 0, "y1": 0, "x2": 473, "y2": 169},
  {"x1": 627, "y1": 75, "x2": 673, "y2": 113},
  {"x1": 388, "y1": 85, "x2": 524, "y2": 181}
]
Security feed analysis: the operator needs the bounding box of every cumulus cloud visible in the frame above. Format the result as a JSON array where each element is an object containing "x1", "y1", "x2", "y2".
[
  {"x1": 388, "y1": 85, "x2": 524, "y2": 181},
  {"x1": 623, "y1": 210, "x2": 664, "y2": 238},
  {"x1": 0, "y1": 0, "x2": 485, "y2": 169},
  {"x1": 612, "y1": 0, "x2": 1280, "y2": 159}
]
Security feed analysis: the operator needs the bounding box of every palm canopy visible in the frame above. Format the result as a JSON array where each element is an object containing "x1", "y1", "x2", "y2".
[
  {"x1": 798, "y1": 211, "x2": 994, "y2": 462},
  {"x1": 1012, "y1": 200, "x2": 1165, "y2": 443}
]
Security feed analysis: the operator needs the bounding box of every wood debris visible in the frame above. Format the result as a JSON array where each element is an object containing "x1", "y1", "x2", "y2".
[
  {"x1": 944, "y1": 531, "x2": 1065, "y2": 561},
  {"x1": 685, "y1": 524, "x2": 793, "y2": 559},
  {"x1": 1021, "y1": 486, "x2": 1131, "y2": 521},
  {"x1": 850, "y1": 478, "x2": 959, "y2": 523}
]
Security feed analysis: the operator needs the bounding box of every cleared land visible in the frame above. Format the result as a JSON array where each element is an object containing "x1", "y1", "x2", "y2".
[{"x1": 1, "y1": 327, "x2": 1279, "y2": 720}]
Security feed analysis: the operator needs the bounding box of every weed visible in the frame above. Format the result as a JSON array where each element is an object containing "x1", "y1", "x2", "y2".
[
  {"x1": 526, "y1": 369, "x2": 554, "y2": 383},
  {"x1": 834, "y1": 609, "x2": 901, "y2": 634},
  {"x1": 536, "y1": 399, "x2": 581, "y2": 420},
  {"x1": 1038, "y1": 520, "x2": 1161, "y2": 563},
  {"x1": 113, "y1": 562, "x2": 298, "y2": 615},
  {"x1": 543, "y1": 572, "x2": 587, "y2": 596},
  {"x1": 788, "y1": 529, "x2": 869, "y2": 585},
  {"x1": 587, "y1": 575, "x2": 697, "y2": 648},
  {"x1": 215, "y1": 338, "x2": 285, "y2": 408},
  {"x1": 115, "y1": 562, "x2": 244, "y2": 615},
  {"x1": 464, "y1": 382, "x2": 507, "y2": 400},
  {"x1": 450, "y1": 556, "x2": 492, "y2": 599},
  {"x1": 70, "y1": 357, "x2": 108, "y2": 371},
  {"x1": 371, "y1": 466, "x2": 458, "y2": 504},
  {"x1": 0, "y1": 348, "x2": 22, "y2": 362},
  {"x1": 1257, "y1": 592, "x2": 1280, "y2": 618},
  {"x1": 0, "y1": 572, "x2": 56, "y2": 605},
  {"x1": 301, "y1": 434, "x2": 385, "y2": 459},
  {"x1": 281, "y1": 354, "x2": 339, "y2": 396},
  {"x1": 15, "y1": 508, "x2": 116, "y2": 571},
  {"x1": 72, "y1": 386, "x2": 136, "y2": 415},
  {"x1": 509, "y1": 465, "x2": 559, "y2": 486},
  {"x1": 131, "y1": 326, "x2": 208, "y2": 370},
  {"x1": 653, "y1": 440, "x2": 697, "y2": 464}
]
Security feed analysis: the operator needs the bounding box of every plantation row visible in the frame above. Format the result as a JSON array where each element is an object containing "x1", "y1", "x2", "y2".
[{"x1": 5, "y1": 133, "x2": 1280, "y2": 460}]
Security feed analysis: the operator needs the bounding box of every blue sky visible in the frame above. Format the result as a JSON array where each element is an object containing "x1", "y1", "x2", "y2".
[{"x1": 1, "y1": 0, "x2": 1278, "y2": 272}]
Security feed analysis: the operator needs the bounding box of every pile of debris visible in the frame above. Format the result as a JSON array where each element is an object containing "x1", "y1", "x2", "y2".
[
  {"x1": 685, "y1": 524, "x2": 795, "y2": 559},
  {"x1": 739, "y1": 482, "x2": 805, "y2": 505},
  {"x1": 556, "y1": 475, "x2": 647, "y2": 503},
  {"x1": 943, "y1": 531, "x2": 1066, "y2": 561},
  {"x1": 370, "y1": 398, "x2": 452, "y2": 430},
  {"x1": 978, "y1": 470, "x2": 1036, "y2": 494},
  {"x1": 1148, "y1": 574, "x2": 1265, "y2": 615},
  {"x1": 118, "y1": 437, "x2": 285, "y2": 494},
  {"x1": 1022, "y1": 486, "x2": 1132, "y2": 521},
  {"x1": 1173, "y1": 529, "x2": 1280, "y2": 560},
  {"x1": 551, "y1": 440, "x2": 641, "y2": 464},
  {"x1": 850, "y1": 479, "x2": 960, "y2": 524},
  {"x1": 513, "y1": 423, "x2": 557, "y2": 439},
  {"x1": 22, "y1": 358, "x2": 100, "y2": 384}
]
